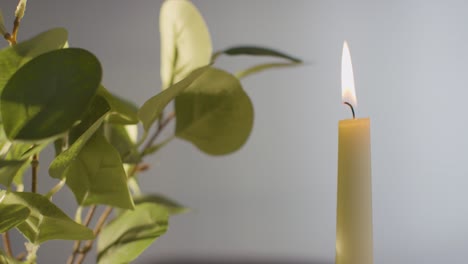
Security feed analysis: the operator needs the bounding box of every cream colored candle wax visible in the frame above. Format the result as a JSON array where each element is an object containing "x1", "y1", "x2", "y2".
[{"x1": 336, "y1": 41, "x2": 373, "y2": 264}]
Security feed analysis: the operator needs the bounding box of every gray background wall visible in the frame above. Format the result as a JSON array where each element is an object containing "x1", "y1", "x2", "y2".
[{"x1": 1, "y1": 0, "x2": 467, "y2": 263}]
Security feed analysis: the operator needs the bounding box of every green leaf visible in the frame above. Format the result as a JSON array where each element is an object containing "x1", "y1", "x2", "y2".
[
  {"x1": 97, "y1": 203, "x2": 169, "y2": 264},
  {"x1": 107, "y1": 124, "x2": 141, "y2": 164},
  {"x1": 0, "y1": 28, "x2": 68, "y2": 98},
  {"x1": 124, "y1": 124, "x2": 138, "y2": 143},
  {"x1": 175, "y1": 68, "x2": 254, "y2": 155},
  {"x1": 1, "y1": 48, "x2": 102, "y2": 140},
  {"x1": 49, "y1": 99, "x2": 109, "y2": 180},
  {"x1": 97, "y1": 86, "x2": 139, "y2": 124},
  {"x1": 138, "y1": 66, "x2": 208, "y2": 132},
  {"x1": 0, "y1": 160, "x2": 27, "y2": 187},
  {"x1": 160, "y1": 0, "x2": 212, "y2": 89},
  {"x1": 0, "y1": 139, "x2": 50, "y2": 187},
  {"x1": 214, "y1": 46, "x2": 302, "y2": 63},
  {"x1": 0, "y1": 204, "x2": 30, "y2": 233},
  {"x1": 0, "y1": 123, "x2": 8, "y2": 149},
  {"x1": 60, "y1": 133, "x2": 134, "y2": 209},
  {"x1": 1, "y1": 192, "x2": 94, "y2": 244},
  {"x1": 236, "y1": 62, "x2": 301, "y2": 79},
  {"x1": 134, "y1": 195, "x2": 188, "y2": 215}
]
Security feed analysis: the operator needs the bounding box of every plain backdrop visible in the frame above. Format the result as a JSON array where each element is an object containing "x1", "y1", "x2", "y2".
[{"x1": 1, "y1": 1, "x2": 468, "y2": 263}]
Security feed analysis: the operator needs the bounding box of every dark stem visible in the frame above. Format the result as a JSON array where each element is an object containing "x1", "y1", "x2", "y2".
[
  {"x1": 2, "y1": 232, "x2": 13, "y2": 257},
  {"x1": 31, "y1": 154, "x2": 38, "y2": 193},
  {"x1": 74, "y1": 206, "x2": 113, "y2": 264},
  {"x1": 344, "y1": 102, "x2": 355, "y2": 119},
  {"x1": 67, "y1": 206, "x2": 97, "y2": 264}
]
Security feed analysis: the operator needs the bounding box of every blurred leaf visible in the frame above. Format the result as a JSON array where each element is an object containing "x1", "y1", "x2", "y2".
[
  {"x1": 107, "y1": 124, "x2": 141, "y2": 164},
  {"x1": 214, "y1": 45, "x2": 301, "y2": 63},
  {"x1": 160, "y1": 0, "x2": 212, "y2": 89},
  {"x1": 0, "y1": 28, "x2": 68, "y2": 99},
  {"x1": 97, "y1": 203, "x2": 169, "y2": 264},
  {"x1": 1, "y1": 139, "x2": 50, "y2": 187},
  {"x1": 0, "y1": 203, "x2": 30, "y2": 234},
  {"x1": 175, "y1": 68, "x2": 254, "y2": 155},
  {"x1": 1, "y1": 192, "x2": 94, "y2": 243},
  {"x1": 0, "y1": 160, "x2": 27, "y2": 187},
  {"x1": 61, "y1": 133, "x2": 134, "y2": 209},
  {"x1": 0, "y1": 204, "x2": 30, "y2": 233},
  {"x1": 134, "y1": 195, "x2": 188, "y2": 215},
  {"x1": 49, "y1": 104, "x2": 108, "y2": 180},
  {"x1": 0, "y1": 123, "x2": 8, "y2": 150},
  {"x1": 124, "y1": 124, "x2": 138, "y2": 143},
  {"x1": 0, "y1": 250, "x2": 21, "y2": 264},
  {"x1": 0, "y1": 48, "x2": 102, "y2": 140},
  {"x1": 98, "y1": 86, "x2": 139, "y2": 124},
  {"x1": 236, "y1": 62, "x2": 301, "y2": 79},
  {"x1": 138, "y1": 66, "x2": 208, "y2": 132}
]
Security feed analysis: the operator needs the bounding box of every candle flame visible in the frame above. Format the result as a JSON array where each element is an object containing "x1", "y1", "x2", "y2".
[{"x1": 341, "y1": 41, "x2": 357, "y2": 107}]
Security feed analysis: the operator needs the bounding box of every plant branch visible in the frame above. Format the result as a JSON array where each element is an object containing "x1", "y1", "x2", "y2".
[
  {"x1": 31, "y1": 154, "x2": 38, "y2": 193},
  {"x1": 2, "y1": 232, "x2": 13, "y2": 257},
  {"x1": 67, "y1": 206, "x2": 97, "y2": 264},
  {"x1": 141, "y1": 111, "x2": 175, "y2": 155},
  {"x1": 10, "y1": 0, "x2": 27, "y2": 45},
  {"x1": 74, "y1": 206, "x2": 113, "y2": 264}
]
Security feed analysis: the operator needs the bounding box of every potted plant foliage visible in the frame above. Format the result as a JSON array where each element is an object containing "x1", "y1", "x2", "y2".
[{"x1": 0, "y1": 0, "x2": 301, "y2": 263}]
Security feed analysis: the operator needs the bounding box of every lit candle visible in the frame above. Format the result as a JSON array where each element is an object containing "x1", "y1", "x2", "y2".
[{"x1": 336, "y1": 41, "x2": 373, "y2": 264}]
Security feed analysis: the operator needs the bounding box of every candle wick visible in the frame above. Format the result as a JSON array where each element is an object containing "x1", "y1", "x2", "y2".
[{"x1": 344, "y1": 102, "x2": 355, "y2": 119}]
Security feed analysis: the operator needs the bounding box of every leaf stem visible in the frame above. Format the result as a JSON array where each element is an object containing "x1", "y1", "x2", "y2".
[
  {"x1": 2, "y1": 232, "x2": 13, "y2": 257},
  {"x1": 67, "y1": 206, "x2": 97, "y2": 264},
  {"x1": 45, "y1": 178, "x2": 66, "y2": 200},
  {"x1": 10, "y1": 17, "x2": 20, "y2": 45},
  {"x1": 74, "y1": 206, "x2": 84, "y2": 224},
  {"x1": 74, "y1": 206, "x2": 113, "y2": 264},
  {"x1": 31, "y1": 154, "x2": 38, "y2": 193},
  {"x1": 10, "y1": 0, "x2": 27, "y2": 45}
]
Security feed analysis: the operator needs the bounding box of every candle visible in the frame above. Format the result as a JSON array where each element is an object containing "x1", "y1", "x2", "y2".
[{"x1": 335, "y1": 41, "x2": 373, "y2": 264}]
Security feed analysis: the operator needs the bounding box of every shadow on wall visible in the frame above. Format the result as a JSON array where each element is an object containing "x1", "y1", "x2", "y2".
[{"x1": 144, "y1": 259, "x2": 333, "y2": 264}]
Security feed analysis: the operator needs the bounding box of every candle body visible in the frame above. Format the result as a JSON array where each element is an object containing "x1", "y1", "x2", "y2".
[{"x1": 336, "y1": 118, "x2": 373, "y2": 264}]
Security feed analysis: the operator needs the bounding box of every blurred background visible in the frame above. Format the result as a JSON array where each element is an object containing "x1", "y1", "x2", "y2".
[{"x1": 2, "y1": 0, "x2": 468, "y2": 263}]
